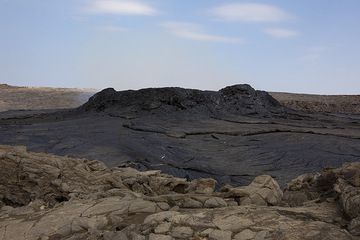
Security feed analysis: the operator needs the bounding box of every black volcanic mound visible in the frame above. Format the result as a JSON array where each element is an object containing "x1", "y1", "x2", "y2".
[
  {"x1": 78, "y1": 84, "x2": 283, "y2": 117},
  {"x1": 0, "y1": 84, "x2": 359, "y2": 187}
]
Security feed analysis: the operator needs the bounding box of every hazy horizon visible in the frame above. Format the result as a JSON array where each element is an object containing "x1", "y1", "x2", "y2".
[{"x1": 1, "y1": 0, "x2": 359, "y2": 94}]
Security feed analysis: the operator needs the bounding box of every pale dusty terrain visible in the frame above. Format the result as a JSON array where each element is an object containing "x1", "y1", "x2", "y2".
[
  {"x1": 0, "y1": 84, "x2": 95, "y2": 112},
  {"x1": 270, "y1": 92, "x2": 360, "y2": 114}
]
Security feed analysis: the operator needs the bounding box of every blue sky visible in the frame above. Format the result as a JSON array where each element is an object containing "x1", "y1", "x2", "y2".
[{"x1": 1, "y1": 0, "x2": 359, "y2": 94}]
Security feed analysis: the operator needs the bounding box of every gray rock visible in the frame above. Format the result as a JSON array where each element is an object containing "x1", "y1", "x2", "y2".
[
  {"x1": 204, "y1": 197, "x2": 227, "y2": 208},
  {"x1": 208, "y1": 229, "x2": 232, "y2": 240},
  {"x1": 154, "y1": 222, "x2": 172, "y2": 234},
  {"x1": 149, "y1": 233, "x2": 173, "y2": 240},
  {"x1": 171, "y1": 226, "x2": 193, "y2": 239},
  {"x1": 103, "y1": 231, "x2": 129, "y2": 240},
  {"x1": 223, "y1": 175, "x2": 283, "y2": 206},
  {"x1": 181, "y1": 198, "x2": 203, "y2": 208},
  {"x1": 233, "y1": 229, "x2": 256, "y2": 240},
  {"x1": 186, "y1": 178, "x2": 217, "y2": 194},
  {"x1": 348, "y1": 217, "x2": 360, "y2": 236},
  {"x1": 254, "y1": 230, "x2": 269, "y2": 240}
]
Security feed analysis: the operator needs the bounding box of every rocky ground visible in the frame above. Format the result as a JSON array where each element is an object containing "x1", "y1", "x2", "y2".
[{"x1": 0, "y1": 145, "x2": 359, "y2": 240}]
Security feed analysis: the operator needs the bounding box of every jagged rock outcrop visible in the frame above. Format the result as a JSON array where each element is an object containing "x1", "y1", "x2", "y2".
[
  {"x1": 0, "y1": 145, "x2": 359, "y2": 239},
  {"x1": 221, "y1": 175, "x2": 283, "y2": 206},
  {"x1": 0, "y1": 145, "x2": 198, "y2": 208},
  {"x1": 283, "y1": 162, "x2": 360, "y2": 236}
]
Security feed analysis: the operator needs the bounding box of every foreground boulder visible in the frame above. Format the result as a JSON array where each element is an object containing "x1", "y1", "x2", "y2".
[
  {"x1": 283, "y1": 162, "x2": 360, "y2": 236},
  {"x1": 221, "y1": 175, "x2": 283, "y2": 206},
  {"x1": 0, "y1": 145, "x2": 359, "y2": 239}
]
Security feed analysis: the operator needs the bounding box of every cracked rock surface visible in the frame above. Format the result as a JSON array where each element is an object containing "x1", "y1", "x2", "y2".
[
  {"x1": 1, "y1": 145, "x2": 360, "y2": 240},
  {"x1": 0, "y1": 85, "x2": 360, "y2": 186}
]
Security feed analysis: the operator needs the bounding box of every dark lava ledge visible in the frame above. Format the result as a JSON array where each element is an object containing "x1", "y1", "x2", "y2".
[{"x1": 0, "y1": 84, "x2": 359, "y2": 186}]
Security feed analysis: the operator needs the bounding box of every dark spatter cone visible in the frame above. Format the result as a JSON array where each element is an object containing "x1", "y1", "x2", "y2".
[
  {"x1": 0, "y1": 84, "x2": 360, "y2": 187},
  {"x1": 79, "y1": 84, "x2": 283, "y2": 117}
]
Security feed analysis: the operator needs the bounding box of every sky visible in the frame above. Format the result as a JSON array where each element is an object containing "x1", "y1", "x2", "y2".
[{"x1": 0, "y1": 0, "x2": 360, "y2": 94}]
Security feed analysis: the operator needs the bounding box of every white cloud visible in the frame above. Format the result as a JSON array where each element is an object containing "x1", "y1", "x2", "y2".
[
  {"x1": 210, "y1": 3, "x2": 292, "y2": 22},
  {"x1": 264, "y1": 28, "x2": 299, "y2": 38},
  {"x1": 161, "y1": 22, "x2": 242, "y2": 43},
  {"x1": 300, "y1": 46, "x2": 327, "y2": 62},
  {"x1": 86, "y1": 0, "x2": 158, "y2": 16}
]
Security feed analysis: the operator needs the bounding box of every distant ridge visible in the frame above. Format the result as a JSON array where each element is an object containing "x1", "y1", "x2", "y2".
[
  {"x1": 270, "y1": 92, "x2": 360, "y2": 114},
  {"x1": 0, "y1": 84, "x2": 95, "y2": 112}
]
